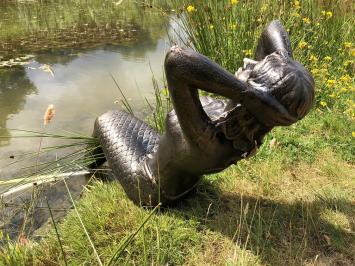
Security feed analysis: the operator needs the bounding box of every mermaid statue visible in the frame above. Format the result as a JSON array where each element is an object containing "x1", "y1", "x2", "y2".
[{"x1": 91, "y1": 20, "x2": 315, "y2": 206}]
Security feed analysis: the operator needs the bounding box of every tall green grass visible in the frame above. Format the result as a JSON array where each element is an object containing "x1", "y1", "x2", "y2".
[{"x1": 175, "y1": 0, "x2": 354, "y2": 120}]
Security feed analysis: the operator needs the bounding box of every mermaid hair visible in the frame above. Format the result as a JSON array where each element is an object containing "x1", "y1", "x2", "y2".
[{"x1": 247, "y1": 50, "x2": 315, "y2": 123}]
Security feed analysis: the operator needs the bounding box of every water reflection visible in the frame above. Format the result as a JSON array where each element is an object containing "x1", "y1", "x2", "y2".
[
  {"x1": 0, "y1": 68, "x2": 37, "y2": 147},
  {"x1": 0, "y1": 28, "x2": 170, "y2": 181}
]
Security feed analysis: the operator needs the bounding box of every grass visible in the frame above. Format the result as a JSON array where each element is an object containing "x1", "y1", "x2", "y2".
[
  {"x1": 0, "y1": 0, "x2": 354, "y2": 265},
  {"x1": 1, "y1": 143, "x2": 353, "y2": 265}
]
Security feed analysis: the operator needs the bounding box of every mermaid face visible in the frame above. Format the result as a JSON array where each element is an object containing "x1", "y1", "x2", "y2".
[{"x1": 242, "y1": 50, "x2": 315, "y2": 121}]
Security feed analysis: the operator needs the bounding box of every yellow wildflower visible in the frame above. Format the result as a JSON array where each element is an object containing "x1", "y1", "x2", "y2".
[
  {"x1": 311, "y1": 68, "x2": 319, "y2": 75},
  {"x1": 340, "y1": 74, "x2": 351, "y2": 83},
  {"x1": 261, "y1": 4, "x2": 267, "y2": 12},
  {"x1": 209, "y1": 24, "x2": 214, "y2": 30},
  {"x1": 186, "y1": 5, "x2": 196, "y2": 13},
  {"x1": 326, "y1": 79, "x2": 336, "y2": 86},
  {"x1": 343, "y1": 60, "x2": 353, "y2": 67},
  {"x1": 230, "y1": 0, "x2": 239, "y2": 5},
  {"x1": 309, "y1": 55, "x2": 318, "y2": 62},
  {"x1": 298, "y1": 40, "x2": 308, "y2": 49},
  {"x1": 351, "y1": 49, "x2": 355, "y2": 57},
  {"x1": 352, "y1": 131, "x2": 355, "y2": 138},
  {"x1": 294, "y1": 0, "x2": 300, "y2": 8},
  {"x1": 343, "y1": 42, "x2": 352, "y2": 48},
  {"x1": 243, "y1": 49, "x2": 253, "y2": 57},
  {"x1": 324, "y1": 56, "x2": 332, "y2": 61},
  {"x1": 320, "y1": 101, "x2": 327, "y2": 107},
  {"x1": 230, "y1": 23, "x2": 237, "y2": 30},
  {"x1": 303, "y1": 17, "x2": 311, "y2": 24},
  {"x1": 321, "y1": 10, "x2": 333, "y2": 18}
]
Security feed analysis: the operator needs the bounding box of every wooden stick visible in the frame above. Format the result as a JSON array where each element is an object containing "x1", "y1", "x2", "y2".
[{"x1": 1, "y1": 170, "x2": 90, "y2": 199}]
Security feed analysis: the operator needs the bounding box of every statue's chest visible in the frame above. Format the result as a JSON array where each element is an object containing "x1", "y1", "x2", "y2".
[{"x1": 213, "y1": 104, "x2": 271, "y2": 158}]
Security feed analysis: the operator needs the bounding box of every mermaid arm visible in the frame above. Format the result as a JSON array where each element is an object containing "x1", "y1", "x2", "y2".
[
  {"x1": 255, "y1": 19, "x2": 293, "y2": 60},
  {"x1": 164, "y1": 46, "x2": 248, "y2": 145}
]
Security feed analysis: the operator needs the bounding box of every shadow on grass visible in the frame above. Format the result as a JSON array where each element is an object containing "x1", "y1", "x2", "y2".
[{"x1": 168, "y1": 181, "x2": 355, "y2": 265}]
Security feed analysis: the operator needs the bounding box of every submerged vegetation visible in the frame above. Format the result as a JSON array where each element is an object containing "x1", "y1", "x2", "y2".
[
  {"x1": 0, "y1": 0, "x2": 170, "y2": 61},
  {"x1": 0, "y1": 0, "x2": 354, "y2": 265}
]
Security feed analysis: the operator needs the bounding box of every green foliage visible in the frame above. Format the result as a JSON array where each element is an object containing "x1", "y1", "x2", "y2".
[
  {"x1": 0, "y1": 233, "x2": 31, "y2": 266},
  {"x1": 176, "y1": 0, "x2": 354, "y2": 119},
  {"x1": 145, "y1": 76, "x2": 171, "y2": 133}
]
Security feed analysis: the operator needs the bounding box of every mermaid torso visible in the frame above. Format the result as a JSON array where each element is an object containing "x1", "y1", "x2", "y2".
[{"x1": 94, "y1": 96, "x2": 270, "y2": 205}]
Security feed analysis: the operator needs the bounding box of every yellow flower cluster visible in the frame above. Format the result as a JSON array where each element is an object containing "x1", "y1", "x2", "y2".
[
  {"x1": 339, "y1": 74, "x2": 351, "y2": 83},
  {"x1": 320, "y1": 101, "x2": 327, "y2": 107},
  {"x1": 326, "y1": 79, "x2": 336, "y2": 86},
  {"x1": 311, "y1": 49, "x2": 354, "y2": 115},
  {"x1": 309, "y1": 54, "x2": 318, "y2": 62},
  {"x1": 242, "y1": 49, "x2": 252, "y2": 57},
  {"x1": 260, "y1": 4, "x2": 267, "y2": 13},
  {"x1": 343, "y1": 42, "x2": 352, "y2": 49},
  {"x1": 229, "y1": 23, "x2": 237, "y2": 30},
  {"x1": 321, "y1": 10, "x2": 333, "y2": 18},
  {"x1": 298, "y1": 40, "x2": 308, "y2": 49},
  {"x1": 230, "y1": 0, "x2": 239, "y2": 5},
  {"x1": 186, "y1": 5, "x2": 196, "y2": 13},
  {"x1": 302, "y1": 17, "x2": 311, "y2": 24}
]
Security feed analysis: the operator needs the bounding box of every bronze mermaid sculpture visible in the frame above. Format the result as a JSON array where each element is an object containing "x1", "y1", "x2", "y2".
[{"x1": 91, "y1": 20, "x2": 315, "y2": 206}]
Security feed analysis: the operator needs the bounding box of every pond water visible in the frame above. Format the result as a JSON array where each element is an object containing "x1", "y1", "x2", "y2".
[
  {"x1": 0, "y1": 1, "x2": 172, "y2": 168},
  {"x1": 0, "y1": 40, "x2": 169, "y2": 169},
  {"x1": 0, "y1": 1, "x2": 174, "y2": 239}
]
